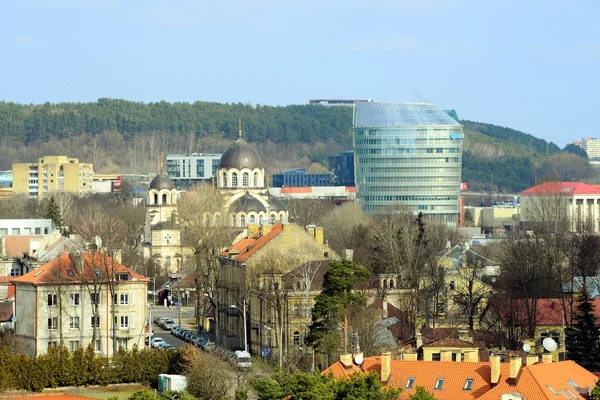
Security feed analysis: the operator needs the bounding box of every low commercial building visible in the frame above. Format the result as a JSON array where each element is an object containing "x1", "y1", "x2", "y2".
[
  {"x1": 11, "y1": 252, "x2": 149, "y2": 357},
  {"x1": 0, "y1": 219, "x2": 54, "y2": 236},
  {"x1": 272, "y1": 168, "x2": 331, "y2": 187}
]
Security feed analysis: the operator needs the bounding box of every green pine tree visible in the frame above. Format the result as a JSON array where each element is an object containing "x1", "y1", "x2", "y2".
[
  {"x1": 566, "y1": 287, "x2": 600, "y2": 372},
  {"x1": 409, "y1": 386, "x2": 436, "y2": 400},
  {"x1": 44, "y1": 196, "x2": 63, "y2": 232}
]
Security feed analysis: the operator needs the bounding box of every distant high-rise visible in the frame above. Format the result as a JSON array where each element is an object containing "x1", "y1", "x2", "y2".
[
  {"x1": 12, "y1": 156, "x2": 93, "y2": 199},
  {"x1": 329, "y1": 151, "x2": 355, "y2": 186},
  {"x1": 573, "y1": 138, "x2": 599, "y2": 159},
  {"x1": 353, "y1": 102, "x2": 464, "y2": 225}
]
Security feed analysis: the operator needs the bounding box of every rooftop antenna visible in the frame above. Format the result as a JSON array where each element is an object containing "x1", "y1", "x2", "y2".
[{"x1": 410, "y1": 91, "x2": 431, "y2": 103}]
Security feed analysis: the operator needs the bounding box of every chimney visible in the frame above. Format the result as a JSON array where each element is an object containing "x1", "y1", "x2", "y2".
[
  {"x1": 490, "y1": 355, "x2": 501, "y2": 385},
  {"x1": 526, "y1": 355, "x2": 539, "y2": 366},
  {"x1": 315, "y1": 227, "x2": 324, "y2": 245},
  {"x1": 415, "y1": 333, "x2": 423, "y2": 349},
  {"x1": 247, "y1": 224, "x2": 259, "y2": 236},
  {"x1": 340, "y1": 353, "x2": 353, "y2": 369},
  {"x1": 458, "y1": 329, "x2": 473, "y2": 343},
  {"x1": 542, "y1": 354, "x2": 553, "y2": 364},
  {"x1": 441, "y1": 350, "x2": 453, "y2": 362},
  {"x1": 71, "y1": 252, "x2": 84, "y2": 274},
  {"x1": 509, "y1": 356, "x2": 522, "y2": 380},
  {"x1": 343, "y1": 249, "x2": 354, "y2": 262},
  {"x1": 464, "y1": 351, "x2": 479, "y2": 362},
  {"x1": 113, "y1": 249, "x2": 122, "y2": 263},
  {"x1": 380, "y1": 352, "x2": 391, "y2": 382},
  {"x1": 382, "y1": 299, "x2": 388, "y2": 319},
  {"x1": 402, "y1": 352, "x2": 418, "y2": 361}
]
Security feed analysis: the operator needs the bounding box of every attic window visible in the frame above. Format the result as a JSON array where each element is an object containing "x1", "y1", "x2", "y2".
[
  {"x1": 405, "y1": 377, "x2": 415, "y2": 389},
  {"x1": 67, "y1": 270, "x2": 74, "y2": 277},
  {"x1": 565, "y1": 389, "x2": 578, "y2": 399},
  {"x1": 463, "y1": 378, "x2": 474, "y2": 391},
  {"x1": 34, "y1": 270, "x2": 44, "y2": 277},
  {"x1": 546, "y1": 385, "x2": 557, "y2": 395},
  {"x1": 567, "y1": 380, "x2": 578, "y2": 389},
  {"x1": 434, "y1": 378, "x2": 444, "y2": 390},
  {"x1": 115, "y1": 273, "x2": 130, "y2": 281},
  {"x1": 95, "y1": 268, "x2": 103, "y2": 278}
]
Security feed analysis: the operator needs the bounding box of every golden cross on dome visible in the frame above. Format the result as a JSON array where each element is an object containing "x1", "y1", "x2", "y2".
[{"x1": 238, "y1": 117, "x2": 243, "y2": 139}]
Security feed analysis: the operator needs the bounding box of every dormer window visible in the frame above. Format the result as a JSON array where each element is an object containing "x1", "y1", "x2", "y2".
[
  {"x1": 463, "y1": 378, "x2": 473, "y2": 390},
  {"x1": 405, "y1": 377, "x2": 415, "y2": 389},
  {"x1": 115, "y1": 273, "x2": 130, "y2": 281},
  {"x1": 434, "y1": 378, "x2": 444, "y2": 390}
]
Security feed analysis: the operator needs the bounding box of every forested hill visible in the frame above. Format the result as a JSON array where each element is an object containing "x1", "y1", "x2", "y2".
[
  {"x1": 0, "y1": 100, "x2": 590, "y2": 192},
  {"x1": 0, "y1": 99, "x2": 353, "y2": 145}
]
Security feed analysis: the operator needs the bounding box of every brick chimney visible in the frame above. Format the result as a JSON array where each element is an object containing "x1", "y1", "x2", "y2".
[
  {"x1": 315, "y1": 227, "x2": 324, "y2": 245},
  {"x1": 247, "y1": 224, "x2": 259, "y2": 236},
  {"x1": 441, "y1": 350, "x2": 453, "y2": 362},
  {"x1": 490, "y1": 355, "x2": 501, "y2": 385},
  {"x1": 526, "y1": 355, "x2": 538, "y2": 366},
  {"x1": 340, "y1": 353, "x2": 353, "y2": 369},
  {"x1": 380, "y1": 352, "x2": 391, "y2": 382},
  {"x1": 415, "y1": 333, "x2": 423, "y2": 349},
  {"x1": 382, "y1": 299, "x2": 388, "y2": 319},
  {"x1": 464, "y1": 351, "x2": 479, "y2": 362},
  {"x1": 70, "y1": 252, "x2": 84, "y2": 274},
  {"x1": 402, "y1": 352, "x2": 418, "y2": 361},
  {"x1": 542, "y1": 354, "x2": 553, "y2": 364},
  {"x1": 509, "y1": 356, "x2": 522, "y2": 380}
]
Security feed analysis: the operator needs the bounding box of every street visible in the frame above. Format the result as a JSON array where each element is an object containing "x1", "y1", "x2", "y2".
[{"x1": 148, "y1": 305, "x2": 196, "y2": 348}]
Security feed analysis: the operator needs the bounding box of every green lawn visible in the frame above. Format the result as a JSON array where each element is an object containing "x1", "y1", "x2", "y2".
[{"x1": 64, "y1": 384, "x2": 150, "y2": 399}]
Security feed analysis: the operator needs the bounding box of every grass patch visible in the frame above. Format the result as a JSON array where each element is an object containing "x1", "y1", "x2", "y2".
[{"x1": 64, "y1": 384, "x2": 150, "y2": 399}]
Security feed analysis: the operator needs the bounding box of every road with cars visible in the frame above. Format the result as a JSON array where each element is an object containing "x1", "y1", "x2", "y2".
[{"x1": 148, "y1": 306, "x2": 214, "y2": 350}]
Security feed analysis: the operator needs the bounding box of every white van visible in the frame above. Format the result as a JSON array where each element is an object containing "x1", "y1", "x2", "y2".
[{"x1": 234, "y1": 350, "x2": 252, "y2": 369}]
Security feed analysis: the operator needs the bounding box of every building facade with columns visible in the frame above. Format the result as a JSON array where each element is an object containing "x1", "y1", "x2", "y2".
[{"x1": 520, "y1": 181, "x2": 600, "y2": 232}]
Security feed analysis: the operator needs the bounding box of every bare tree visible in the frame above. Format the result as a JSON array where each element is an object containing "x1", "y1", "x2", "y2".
[
  {"x1": 451, "y1": 258, "x2": 493, "y2": 330},
  {"x1": 321, "y1": 202, "x2": 371, "y2": 255},
  {"x1": 284, "y1": 199, "x2": 334, "y2": 228}
]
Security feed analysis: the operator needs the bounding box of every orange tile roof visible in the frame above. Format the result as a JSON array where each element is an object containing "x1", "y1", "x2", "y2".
[
  {"x1": 325, "y1": 357, "x2": 597, "y2": 400},
  {"x1": 7, "y1": 284, "x2": 15, "y2": 299},
  {"x1": 479, "y1": 360, "x2": 597, "y2": 400},
  {"x1": 223, "y1": 223, "x2": 284, "y2": 262},
  {"x1": 0, "y1": 277, "x2": 11, "y2": 283},
  {"x1": 3, "y1": 235, "x2": 44, "y2": 258},
  {"x1": 10, "y1": 253, "x2": 149, "y2": 285}
]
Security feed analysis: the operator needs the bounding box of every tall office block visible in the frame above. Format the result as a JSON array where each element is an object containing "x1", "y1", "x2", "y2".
[
  {"x1": 12, "y1": 156, "x2": 93, "y2": 199},
  {"x1": 353, "y1": 102, "x2": 463, "y2": 225}
]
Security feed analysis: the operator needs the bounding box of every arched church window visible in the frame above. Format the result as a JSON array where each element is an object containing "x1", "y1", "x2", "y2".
[
  {"x1": 223, "y1": 174, "x2": 228, "y2": 187},
  {"x1": 249, "y1": 215, "x2": 256, "y2": 224},
  {"x1": 293, "y1": 331, "x2": 300, "y2": 346},
  {"x1": 259, "y1": 215, "x2": 263, "y2": 225},
  {"x1": 232, "y1": 172, "x2": 238, "y2": 187},
  {"x1": 253, "y1": 173, "x2": 258, "y2": 187},
  {"x1": 165, "y1": 256, "x2": 171, "y2": 268},
  {"x1": 162, "y1": 194, "x2": 168, "y2": 204},
  {"x1": 232, "y1": 216, "x2": 237, "y2": 226},
  {"x1": 242, "y1": 172, "x2": 248, "y2": 187},
  {"x1": 153, "y1": 193, "x2": 158, "y2": 204},
  {"x1": 270, "y1": 214, "x2": 276, "y2": 224},
  {"x1": 389, "y1": 279, "x2": 394, "y2": 289},
  {"x1": 241, "y1": 215, "x2": 246, "y2": 227}
]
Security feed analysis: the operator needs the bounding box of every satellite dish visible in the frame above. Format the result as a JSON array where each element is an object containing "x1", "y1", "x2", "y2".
[
  {"x1": 543, "y1": 337, "x2": 558, "y2": 352},
  {"x1": 31, "y1": 242, "x2": 40, "y2": 251},
  {"x1": 94, "y1": 235, "x2": 102, "y2": 249},
  {"x1": 11, "y1": 316, "x2": 17, "y2": 323},
  {"x1": 523, "y1": 343, "x2": 531, "y2": 352},
  {"x1": 354, "y1": 353, "x2": 364, "y2": 365}
]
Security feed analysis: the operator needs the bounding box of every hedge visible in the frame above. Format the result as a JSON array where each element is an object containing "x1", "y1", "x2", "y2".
[{"x1": 0, "y1": 345, "x2": 184, "y2": 392}]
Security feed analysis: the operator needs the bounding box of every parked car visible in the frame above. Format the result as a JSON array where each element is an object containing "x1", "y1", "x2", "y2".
[
  {"x1": 172, "y1": 327, "x2": 184, "y2": 337},
  {"x1": 163, "y1": 319, "x2": 175, "y2": 330},
  {"x1": 194, "y1": 337, "x2": 207, "y2": 348},
  {"x1": 151, "y1": 337, "x2": 166, "y2": 349},
  {"x1": 145, "y1": 334, "x2": 154, "y2": 345},
  {"x1": 202, "y1": 341, "x2": 216, "y2": 351},
  {"x1": 161, "y1": 344, "x2": 176, "y2": 351}
]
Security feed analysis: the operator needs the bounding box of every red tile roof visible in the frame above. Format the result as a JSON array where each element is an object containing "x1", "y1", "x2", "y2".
[
  {"x1": 521, "y1": 181, "x2": 600, "y2": 195},
  {"x1": 223, "y1": 223, "x2": 284, "y2": 262},
  {"x1": 7, "y1": 284, "x2": 15, "y2": 299},
  {"x1": 10, "y1": 253, "x2": 149, "y2": 285}
]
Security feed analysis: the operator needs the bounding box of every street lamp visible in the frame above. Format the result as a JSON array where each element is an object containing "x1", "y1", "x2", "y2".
[{"x1": 230, "y1": 299, "x2": 247, "y2": 353}]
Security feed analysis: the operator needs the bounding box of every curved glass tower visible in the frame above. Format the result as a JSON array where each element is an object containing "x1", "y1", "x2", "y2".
[{"x1": 353, "y1": 102, "x2": 463, "y2": 225}]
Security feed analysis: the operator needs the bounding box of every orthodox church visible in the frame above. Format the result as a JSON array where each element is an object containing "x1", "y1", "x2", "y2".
[{"x1": 143, "y1": 123, "x2": 289, "y2": 273}]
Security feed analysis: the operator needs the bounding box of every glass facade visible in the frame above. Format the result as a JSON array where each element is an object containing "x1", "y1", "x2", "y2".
[{"x1": 353, "y1": 102, "x2": 463, "y2": 225}]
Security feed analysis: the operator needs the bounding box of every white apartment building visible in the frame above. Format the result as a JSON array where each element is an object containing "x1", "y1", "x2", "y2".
[
  {"x1": 0, "y1": 219, "x2": 54, "y2": 236},
  {"x1": 574, "y1": 138, "x2": 600, "y2": 159},
  {"x1": 11, "y1": 252, "x2": 149, "y2": 358}
]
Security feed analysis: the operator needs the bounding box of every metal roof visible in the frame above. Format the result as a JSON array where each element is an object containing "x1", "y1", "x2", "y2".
[{"x1": 353, "y1": 102, "x2": 462, "y2": 128}]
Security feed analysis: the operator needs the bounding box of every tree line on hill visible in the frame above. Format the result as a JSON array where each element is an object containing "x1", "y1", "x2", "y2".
[{"x1": 0, "y1": 99, "x2": 594, "y2": 192}]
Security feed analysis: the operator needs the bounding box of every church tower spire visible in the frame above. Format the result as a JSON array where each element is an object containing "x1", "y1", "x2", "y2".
[{"x1": 238, "y1": 117, "x2": 243, "y2": 139}]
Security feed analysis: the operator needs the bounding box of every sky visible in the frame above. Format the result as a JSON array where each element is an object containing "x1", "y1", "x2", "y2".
[{"x1": 1, "y1": 0, "x2": 599, "y2": 147}]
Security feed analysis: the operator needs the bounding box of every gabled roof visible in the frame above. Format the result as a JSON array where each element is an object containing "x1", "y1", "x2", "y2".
[
  {"x1": 3, "y1": 235, "x2": 44, "y2": 258},
  {"x1": 11, "y1": 253, "x2": 149, "y2": 285},
  {"x1": 521, "y1": 181, "x2": 600, "y2": 196},
  {"x1": 37, "y1": 237, "x2": 82, "y2": 263},
  {"x1": 479, "y1": 360, "x2": 597, "y2": 400},
  {"x1": 222, "y1": 223, "x2": 284, "y2": 262}
]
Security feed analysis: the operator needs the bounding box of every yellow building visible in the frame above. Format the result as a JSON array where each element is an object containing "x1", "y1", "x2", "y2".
[{"x1": 12, "y1": 156, "x2": 93, "y2": 199}]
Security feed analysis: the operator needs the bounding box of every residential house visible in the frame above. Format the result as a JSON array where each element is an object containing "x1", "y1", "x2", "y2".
[
  {"x1": 324, "y1": 352, "x2": 597, "y2": 399},
  {"x1": 11, "y1": 252, "x2": 149, "y2": 358}
]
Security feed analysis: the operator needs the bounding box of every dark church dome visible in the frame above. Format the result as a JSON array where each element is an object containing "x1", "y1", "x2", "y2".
[
  {"x1": 149, "y1": 173, "x2": 175, "y2": 190},
  {"x1": 268, "y1": 195, "x2": 287, "y2": 212},
  {"x1": 219, "y1": 139, "x2": 263, "y2": 170},
  {"x1": 231, "y1": 194, "x2": 267, "y2": 213}
]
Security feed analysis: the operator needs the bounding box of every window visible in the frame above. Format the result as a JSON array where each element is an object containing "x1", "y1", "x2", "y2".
[
  {"x1": 117, "y1": 338, "x2": 128, "y2": 350},
  {"x1": 69, "y1": 316, "x2": 80, "y2": 329},
  {"x1": 405, "y1": 377, "x2": 415, "y2": 389},
  {"x1": 116, "y1": 273, "x2": 130, "y2": 281},
  {"x1": 70, "y1": 293, "x2": 80, "y2": 306},
  {"x1": 67, "y1": 269, "x2": 74, "y2": 277},
  {"x1": 47, "y1": 317, "x2": 58, "y2": 330},
  {"x1": 70, "y1": 340, "x2": 80, "y2": 351},
  {"x1": 432, "y1": 353, "x2": 441, "y2": 361},
  {"x1": 120, "y1": 315, "x2": 129, "y2": 328},
  {"x1": 253, "y1": 173, "x2": 258, "y2": 187},
  {"x1": 567, "y1": 380, "x2": 578, "y2": 389},
  {"x1": 434, "y1": 378, "x2": 444, "y2": 390},
  {"x1": 48, "y1": 293, "x2": 57, "y2": 307},
  {"x1": 91, "y1": 316, "x2": 100, "y2": 328},
  {"x1": 249, "y1": 215, "x2": 256, "y2": 224},
  {"x1": 90, "y1": 292, "x2": 100, "y2": 305},
  {"x1": 48, "y1": 341, "x2": 58, "y2": 349},
  {"x1": 293, "y1": 304, "x2": 301, "y2": 317},
  {"x1": 293, "y1": 331, "x2": 300, "y2": 346},
  {"x1": 222, "y1": 174, "x2": 228, "y2": 187},
  {"x1": 95, "y1": 339, "x2": 102, "y2": 352},
  {"x1": 546, "y1": 385, "x2": 557, "y2": 395},
  {"x1": 120, "y1": 293, "x2": 129, "y2": 305},
  {"x1": 463, "y1": 378, "x2": 474, "y2": 391},
  {"x1": 242, "y1": 172, "x2": 248, "y2": 187},
  {"x1": 12, "y1": 228, "x2": 20, "y2": 235},
  {"x1": 232, "y1": 172, "x2": 238, "y2": 187},
  {"x1": 165, "y1": 256, "x2": 171, "y2": 268},
  {"x1": 240, "y1": 215, "x2": 246, "y2": 227}
]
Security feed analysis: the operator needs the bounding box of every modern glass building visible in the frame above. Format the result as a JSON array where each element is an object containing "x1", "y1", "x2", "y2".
[
  {"x1": 353, "y1": 102, "x2": 464, "y2": 225},
  {"x1": 166, "y1": 153, "x2": 222, "y2": 189}
]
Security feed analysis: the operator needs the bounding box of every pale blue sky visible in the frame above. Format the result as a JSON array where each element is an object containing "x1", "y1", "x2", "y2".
[{"x1": 1, "y1": 0, "x2": 598, "y2": 146}]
